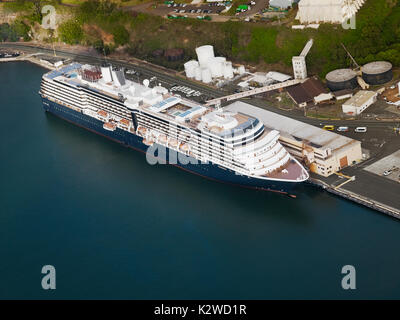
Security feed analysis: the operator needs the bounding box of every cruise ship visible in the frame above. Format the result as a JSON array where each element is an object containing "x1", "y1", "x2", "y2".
[{"x1": 39, "y1": 63, "x2": 309, "y2": 194}]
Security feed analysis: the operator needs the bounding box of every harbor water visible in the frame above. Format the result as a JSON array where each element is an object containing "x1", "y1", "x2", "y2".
[{"x1": 0, "y1": 62, "x2": 399, "y2": 299}]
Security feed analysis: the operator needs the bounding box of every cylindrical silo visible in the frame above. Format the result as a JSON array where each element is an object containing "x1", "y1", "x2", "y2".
[
  {"x1": 195, "y1": 45, "x2": 215, "y2": 67},
  {"x1": 207, "y1": 57, "x2": 225, "y2": 78},
  {"x1": 223, "y1": 62, "x2": 234, "y2": 79},
  {"x1": 184, "y1": 60, "x2": 198, "y2": 78},
  {"x1": 362, "y1": 61, "x2": 393, "y2": 85},
  {"x1": 214, "y1": 57, "x2": 226, "y2": 78},
  {"x1": 201, "y1": 68, "x2": 212, "y2": 83},
  {"x1": 326, "y1": 69, "x2": 358, "y2": 91},
  {"x1": 194, "y1": 67, "x2": 202, "y2": 81}
]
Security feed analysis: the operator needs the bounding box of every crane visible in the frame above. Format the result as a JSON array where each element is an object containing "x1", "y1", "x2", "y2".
[{"x1": 341, "y1": 43, "x2": 369, "y2": 89}]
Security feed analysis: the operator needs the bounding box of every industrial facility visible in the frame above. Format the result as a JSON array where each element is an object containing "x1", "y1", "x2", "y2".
[
  {"x1": 362, "y1": 61, "x2": 393, "y2": 85},
  {"x1": 184, "y1": 45, "x2": 245, "y2": 84},
  {"x1": 296, "y1": 0, "x2": 366, "y2": 24},
  {"x1": 326, "y1": 69, "x2": 358, "y2": 92},
  {"x1": 286, "y1": 77, "x2": 327, "y2": 107},
  {"x1": 237, "y1": 71, "x2": 292, "y2": 89},
  {"x1": 342, "y1": 90, "x2": 378, "y2": 115},
  {"x1": 225, "y1": 101, "x2": 363, "y2": 177}
]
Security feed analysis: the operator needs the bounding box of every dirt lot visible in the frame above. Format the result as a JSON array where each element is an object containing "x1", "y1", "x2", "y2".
[{"x1": 382, "y1": 86, "x2": 400, "y2": 103}]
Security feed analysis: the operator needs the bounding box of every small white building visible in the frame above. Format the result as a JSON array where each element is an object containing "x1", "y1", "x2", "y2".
[
  {"x1": 270, "y1": 0, "x2": 296, "y2": 9},
  {"x1": 342, "y1": 90, "x2": 378, "y2": 115}
]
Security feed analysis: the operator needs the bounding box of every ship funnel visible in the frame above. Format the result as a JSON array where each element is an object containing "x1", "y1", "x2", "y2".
[
  {"x1": 101, "y1": 65, "x2": 113, "y2": 83},
  {"x1": 111, "y1": 67, "x2": 126, "y2": 87}
]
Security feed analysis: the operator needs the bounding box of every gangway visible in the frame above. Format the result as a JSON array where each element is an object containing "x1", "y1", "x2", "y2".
[{"x1": 205, "y1": 79, "x2": 302, "y2": 106}]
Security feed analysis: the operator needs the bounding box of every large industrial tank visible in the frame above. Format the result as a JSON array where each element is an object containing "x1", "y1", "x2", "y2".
[
  {"x1": 201, "y1": 68, "x2": 212, "y2": 83},
  {"x1": 194, "y1": 67, "x2": 202, "y2": 81},
  {"x1": 326, "y1": 68, "x2": 358, "y2": 91},
  {"x1": 206, "y1": 57, "x2": 224, "y2": 78},
  {"x1": 195, "y1": 45, "x2": 215, "y2": 67},
  {"x1": 362, "y1": 61, "x2": 393, "y2": 85},
  {"x1": 223, "y1": 62, "x2": 234, "y2": 79},
  {"x1": 184, "y1": 60, "x2": 199, "y2": 78}
]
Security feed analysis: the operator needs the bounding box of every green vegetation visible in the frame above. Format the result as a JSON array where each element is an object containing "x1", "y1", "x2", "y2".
[
  {"x1": 59, "y1": 19, "x2": 83, "y2": 44},
  {"x1": 0, "y1": 21, "x2": 31, "y2": 42},
  {"x1": 3, "y1": 0, "x2": 400, "y2": 76}
]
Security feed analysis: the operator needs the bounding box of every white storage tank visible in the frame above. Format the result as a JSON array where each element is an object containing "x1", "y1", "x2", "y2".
[
  {"x1": 184, "y1": 60, "x2": 198, "y2": 78},
  {"x1": 214, "y1": 57, "x2": 226, "y2": 77},
  {"x1": 195, "y1": 45, "x2": 215, "y2": 67},
  {"x1": 194, "y1": 67, "x2": 202, "y2": 81},
  {"x1": 201, "y1": 68, "x2": 212, "y2": 83},
  {"x1": 238, "y1": 65, "x2": 246, "y2": 75},
  {"x1": 223, "y1": 62, "x2": 234, "y2": 79},
  {"x1": 206, "y1": 57, "x2": 223, "y2": 78}
]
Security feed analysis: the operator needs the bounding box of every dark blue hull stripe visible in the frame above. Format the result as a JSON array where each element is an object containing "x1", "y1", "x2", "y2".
[{"x1": 41, "y1": 97, "x2": 299, "y2": 194}]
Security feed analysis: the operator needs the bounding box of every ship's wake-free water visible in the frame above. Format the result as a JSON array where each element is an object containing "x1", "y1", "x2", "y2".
[{"x1": 0, "y1": 62, "x2": 400, "y2": 299}]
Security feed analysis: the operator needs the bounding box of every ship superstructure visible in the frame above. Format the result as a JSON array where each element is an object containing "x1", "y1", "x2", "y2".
[{"x1": 39, "y1": 63, "x2": 309, "y2": 193}]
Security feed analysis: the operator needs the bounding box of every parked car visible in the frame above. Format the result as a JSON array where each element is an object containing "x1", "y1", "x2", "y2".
[
  {"x1": 355, "y1": 127, "x2": 367, "y2": 133},
  {"x1": 383, "y1": 170, "x2": 392, "y2": 176},
  {"x1": 322, "y1": 125, "x2": 335, "y2": 131},
  {"x1": 337, "y1": 126, "x2": 349, "y2": 132}
]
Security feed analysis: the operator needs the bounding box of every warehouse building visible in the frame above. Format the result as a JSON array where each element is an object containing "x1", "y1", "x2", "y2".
[
  {"x1": 225, "y1": 101, "x2": 363, "y2": 177},
  {"x1": 286, "y1": 77, "x2": 326, "y2": 107},
  {"x1": 342, "y1": 90, "x2": 378, "y2": 115},
  {"x1": 333, "y1": 89, "x2": 354, "y2": 101}
]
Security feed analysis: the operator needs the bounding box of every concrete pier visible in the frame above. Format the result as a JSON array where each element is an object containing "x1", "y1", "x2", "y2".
[
  {"x1": 0, "y1": 53, "x2": 55, "y2": 70},
  {"x1": 308, "y1": 177, "x2": 400, "y2": 220}
]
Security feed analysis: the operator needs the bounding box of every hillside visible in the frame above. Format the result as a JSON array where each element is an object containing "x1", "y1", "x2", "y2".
[{"x1": 1, "y1": 0, "x2": 399, "y2": 76}]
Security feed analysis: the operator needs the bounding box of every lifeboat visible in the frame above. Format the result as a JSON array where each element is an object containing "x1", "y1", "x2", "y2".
[
  {"x1": 97, "y1": 110, "x2": 108, "y2": 118},
  {"x1": 168, "y1": 138, "x2": 179, "y2": 148},
  {"x1": 137, "y1": 126, "x2": 147, "y2": 136},
  {"x1": 119, "y1": 119, "x2": 130, "y2": 127},
  {"x1": 103, "y1": 122, "x2": 116, "y2": 131}
]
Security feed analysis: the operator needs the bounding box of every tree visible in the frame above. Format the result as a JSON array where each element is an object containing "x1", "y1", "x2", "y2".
[{"x1": 59, "y1": 19, "x2": 83, "y2": 44}]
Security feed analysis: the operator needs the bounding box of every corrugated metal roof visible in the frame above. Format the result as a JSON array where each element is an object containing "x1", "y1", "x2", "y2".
[
  {"x1": 224, "y1": 101, "x2": 360, "y2": 151},
  {"x1": 343, "y1": 90, "x2": 377, "y2": 108},
  {"x1": 286, "y1": 77, "x2": 326, "y2": 104}
]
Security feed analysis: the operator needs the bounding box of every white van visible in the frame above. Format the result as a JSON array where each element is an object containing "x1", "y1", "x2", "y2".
[{"x1": 355, "y1": 127, "x2": 367, "y2": 133}]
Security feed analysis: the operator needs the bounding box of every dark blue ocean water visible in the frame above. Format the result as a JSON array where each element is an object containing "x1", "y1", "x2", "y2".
[{"x1": 0, "y1": 62, "x2": 399, "y2": 299}]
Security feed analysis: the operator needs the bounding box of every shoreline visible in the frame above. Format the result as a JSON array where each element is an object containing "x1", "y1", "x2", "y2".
[
  {"x1": 307, "y1": 179, "x2": 400, "y2": 220},
  {"x1": 0, "y1": 54, "x2": 55, "y2": 70},
  {"x1": 1, "y1": 51, "x2": 399, "y2": 222}
]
